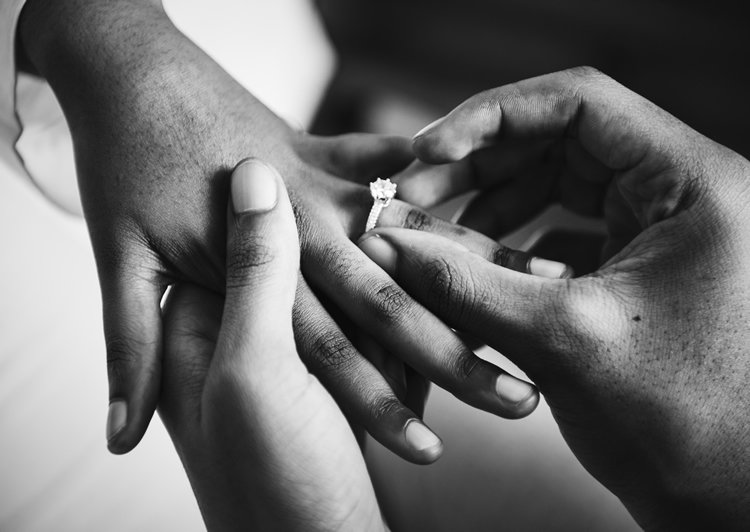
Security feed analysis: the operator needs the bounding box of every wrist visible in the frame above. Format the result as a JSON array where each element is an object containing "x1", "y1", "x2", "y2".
[
  {"x1": 19, "y1": 0, "x2": 169, "y2": 64},
  {"x1": 18, "y1": 0, "x2": 177, "y2": 119}
]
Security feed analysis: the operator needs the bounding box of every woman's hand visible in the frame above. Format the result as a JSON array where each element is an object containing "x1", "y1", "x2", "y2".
[
  {"x1": 361, "y1": 68, "x2": 750, "y2": 530},
  {"x1": 19, "y1": 0, "x2": 551, "y2": 459},
  {"x1": 159, "y1": 160, "x2": 384, "y2": 532}
]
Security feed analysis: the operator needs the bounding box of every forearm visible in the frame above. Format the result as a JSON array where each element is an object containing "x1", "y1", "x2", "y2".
[
  {"x1": 17, "y1": 0, "x2": 290, "y2": 148},
  {"x1": 18, "y1": 0, "x2": 171, "y2": 94}
]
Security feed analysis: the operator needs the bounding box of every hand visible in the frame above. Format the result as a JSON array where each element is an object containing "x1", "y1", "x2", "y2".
[
  {"x1": 360, "y1": 68, "x2": 750, "y2": 529},
  {"x1": 159, "y1": 159, "x2": 382, "y2": 532},
  {"x1": 19, "y1": 0, "x2": 552, "y2": 459}
]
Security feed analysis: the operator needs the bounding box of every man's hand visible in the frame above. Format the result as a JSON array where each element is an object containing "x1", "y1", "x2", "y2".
[
  {"x1": 361, "y1": 68, "x2": 750, "y2": 529},
  {"x1": 160, "y1": 159, "x2": 383, "y2": 532},
  {"x1": 18, "y1": 0, "x2": 549, "y2": 460}
]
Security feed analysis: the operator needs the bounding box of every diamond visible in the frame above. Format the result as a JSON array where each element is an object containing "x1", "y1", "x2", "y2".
[{"x1": 370, "y1": 178, "x2": 397, "y2": 203}]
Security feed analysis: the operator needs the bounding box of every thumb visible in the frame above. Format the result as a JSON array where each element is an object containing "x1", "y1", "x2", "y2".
[
  {"x1": 411, "y1": 68, "x2": 702, "y2": 227},
  {"x1": 216, "y1": 158, "x2": 300, "y2": 372}
]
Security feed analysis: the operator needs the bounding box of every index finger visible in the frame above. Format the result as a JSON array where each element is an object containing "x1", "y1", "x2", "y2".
[{"x1": 412, "y1": 66, "x2": 688, "y2": 175}]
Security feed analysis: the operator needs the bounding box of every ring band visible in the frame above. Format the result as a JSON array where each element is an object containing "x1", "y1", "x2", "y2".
[{"x1": 366, "y1": 178, "x2": 397, "y2": 232}]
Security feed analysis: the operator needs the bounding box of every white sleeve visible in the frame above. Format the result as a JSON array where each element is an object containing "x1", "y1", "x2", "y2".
[{"x1": 0, "y1": 0, "x2": 28, "y2": 174}]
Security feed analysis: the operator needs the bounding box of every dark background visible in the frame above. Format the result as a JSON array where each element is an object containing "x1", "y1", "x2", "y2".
[{"x1": 313, "y1": 0, "x2": 748, "y2": 158}]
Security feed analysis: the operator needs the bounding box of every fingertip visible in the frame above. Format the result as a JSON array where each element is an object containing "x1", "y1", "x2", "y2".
[
  {"x1": 231, "y1": 158, "x2": 280, "y2": 216},
  {"x1": 106, "y1": 417, "x2": 148, "y2": 455},
  {"x1": 412, "y1": 117, "x2": 446, "y2": 141},
  {"x1": 106, "y1": 398, "x2": 129, "y2": 453},
  {"x1": 509, "y1": 390, "x2": 540, "y2": 419},
  {"x1": 107, "y1": 438, "x2": 135, "y2": 455},
  {"x1": 528, "y1": 257, "x2": 574, "y2": 279},
  {"x1": 105, "y1": 393, "x2": 155, "y2": 454},
  {"x1": 495, "y1": 374, "x2": 540, "y2": 419},
  {"x1": 404, "y1": 419, "x2": 444, "y2": 464}
]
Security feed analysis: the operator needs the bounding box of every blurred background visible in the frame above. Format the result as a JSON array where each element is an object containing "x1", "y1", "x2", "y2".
[
  {"x1": 1, "y1": 1, "x2": 746, "y2": 531},
  {"x1": 313, "y1": 0, "x2": 748, "y2": 153}
]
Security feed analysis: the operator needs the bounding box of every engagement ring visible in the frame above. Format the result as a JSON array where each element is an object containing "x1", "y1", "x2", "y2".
[{"x1": 366, "y1": 178, "x2": 397, "y2": 232}]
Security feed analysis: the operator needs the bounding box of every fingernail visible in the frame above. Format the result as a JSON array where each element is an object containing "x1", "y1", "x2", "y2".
[
  {"x1": 106, "y1": 399, "x2": 127, "y2": 441},
  {"x1": 231, "y1": 158, "x2": 279, "y2": 214},
  {"x1": 359, "y1": 235, "x2": 397, "y2": 275},
  {"x1": 413, "y1": 117, "x2": 445, "y2": 140},
  {"x1": 495, "y1": 374, "x2": 536, "y2": 405},
  {"x1": 404, "y1": 419, "x2": 443, "y2": 456},
  {"x1": 528, "y1": 257, "x2": 574, "y2": 279}
]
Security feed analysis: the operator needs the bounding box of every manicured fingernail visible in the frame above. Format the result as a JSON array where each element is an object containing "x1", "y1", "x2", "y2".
[
  {"x1": 231, "y1": 158, "x2": 279, "y2": 214},
  {"x1": 106, "y1": 399, "x2": 127, "y2": 441},
  {"x1": 495, "y1": 374, "x2": 536, "y2": 405},
  {"x1": 359, "y1": 234, "x2": 397, "y2": 275},
  {"x1": 413, "y1": 117, "x2": 445, "y2": 140},
  {"x1": 405, "y1": 419, "x2": 443, "y2": 456},
  {"x1": 528, "y1": 257, "x2": 573, "y2": 279}
]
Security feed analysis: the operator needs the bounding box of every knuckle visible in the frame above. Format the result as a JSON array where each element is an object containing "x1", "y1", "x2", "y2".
[
  {"x1": 551, "y1": 280, "x2": 594, "y2": 327},
  {"x1": 302, "y1": 328, "x2": 356, "y2": 375},
  {"x1": 422, "y1": 257, "x2": 475, "y2": 322},
  {"x1": 318, "y1": 243, "x2": 356, "y2": 284},
  {"x1": 459, "y1": 353, "x2": 482, "y2": 380},
  {"x1": 549, "y1": 279, "x2": 624, "y2": 356},
  {"x1": 226, "y1": 233, "x2": 275, "y2": 289},
  {"x1": 105, "y1": 335, "x2": 142, "y2": 387},
  {"x1": 367, "y1": 395, "x2": 404, "y2": 425},
  {"x1": 436, "y1": 345, "x2": 484, "y2": 390},
  {"x1": 444, "y1": 347, "x2": 483, "y2": 386},
  {"x1": 567, "y1": 65, "x2": 607, "y2": 83},
  {"x1": 474, "y1": 93, "x2": 503, "y2": 120},
  {"x1": 565, "y1": 66, "x2": 621, "y2": 107},
  {"x1": 370, "y1": 282, "x2": 413, "y2": 326}
]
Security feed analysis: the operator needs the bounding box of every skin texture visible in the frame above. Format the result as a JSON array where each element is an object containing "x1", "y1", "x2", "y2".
[
  {"x1": 363, "y1": 68, "x2": 750, "y2": 530},
  {"x1": 18, "y1": 0, "x2": 546, "y2": 459},
  {"x1": 159, "y1": 160, "x2": 384, "y2": 532}
]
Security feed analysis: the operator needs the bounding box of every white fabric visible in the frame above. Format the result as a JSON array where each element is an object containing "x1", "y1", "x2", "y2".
[{"x1": 0, "y1": 0, "x2": 26, "y2": 178}]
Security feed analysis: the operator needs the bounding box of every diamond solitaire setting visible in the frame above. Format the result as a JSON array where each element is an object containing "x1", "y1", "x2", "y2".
[{"x1": 366, "y1": 178, "x2": 397, "y2": 232}]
